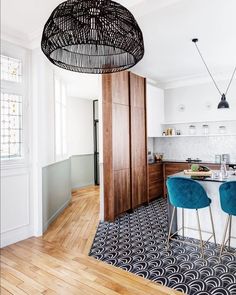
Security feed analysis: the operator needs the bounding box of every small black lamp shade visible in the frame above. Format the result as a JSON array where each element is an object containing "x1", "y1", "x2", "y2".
[
  {"x1": 41, "y1": 0, "x2": 144, "y2": 74},
  {"x1": 218, "y1": 94, "x2": 230, "y2": 109}
]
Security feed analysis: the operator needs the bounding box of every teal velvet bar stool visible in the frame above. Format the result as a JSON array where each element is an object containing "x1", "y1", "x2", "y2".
[
  {"x1": 219, "y1": 181, "x2": 236, "y2": 259},
  {"x1": 167, "y1": 177, "x2": 216, "y2": 256}
]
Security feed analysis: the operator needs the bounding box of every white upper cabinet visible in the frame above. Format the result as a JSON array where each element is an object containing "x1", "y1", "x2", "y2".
[{"x1": 146, "y1": 84, "x2": 164, "y2": 137}]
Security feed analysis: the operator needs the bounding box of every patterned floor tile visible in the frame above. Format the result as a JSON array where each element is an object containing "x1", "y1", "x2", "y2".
[{"x1": 89, "y1": 198, "x2": 236, "y2": 295}]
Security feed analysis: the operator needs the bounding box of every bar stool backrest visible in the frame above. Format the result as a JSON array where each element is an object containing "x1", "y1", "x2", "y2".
[
  {"x1": 167, "y1": 177, "x2": 211, "y2": 209},
  {"x1": 219, "y1": 181, "x2": 236, "y2": 216}
]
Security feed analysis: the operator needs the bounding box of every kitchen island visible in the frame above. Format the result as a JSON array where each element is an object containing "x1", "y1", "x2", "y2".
[{"x1": 168, "y1": 171, "x2": 236, "y2": 248}]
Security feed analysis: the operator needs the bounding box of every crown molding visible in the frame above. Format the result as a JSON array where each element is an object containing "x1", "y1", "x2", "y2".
[
  {"x1": 2, "y1": 26, "x2": 44, "y2": 51},
  {"x1": 1, "y1": 26, "x2": 30, "y2": 49},
  {"x1": 162, "y1": 72, "x2": 236, "y2": 89}
]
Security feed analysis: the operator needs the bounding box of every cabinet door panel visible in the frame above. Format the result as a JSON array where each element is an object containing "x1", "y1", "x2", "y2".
[
  {"x1": 130, "y1": 73, "x2": 148, "y2": 208},
  {"x1": 164, "y1": 163, "x2": 190, "y2": 178},
  {"x1": 149, "y1": 179, "x2": 163, "y2": 201},
  {"x1": 114, "y1": 169, "x2": 131, "y2": 215},
  {"x1": 149, "y1": 164, "x2": 163, "y2": 182},
  {"x1": 112, "y1": 72, "x2": 129, "y2": 105},
  {"x1": 131, "y1": 107, "x2": 146, "y2": 166},
  {"x1": 130, "y1": 73, "x2": 145, "y2": 108},
  {"x1": 132, "y1": 165, "x2": 147, "y2": 207},
  {"x1": 112, "y1": 104, "x2": 130, "y2": 171},
  {"x1": 164, "y1": 163, "x2": 190, "y2": 197}
]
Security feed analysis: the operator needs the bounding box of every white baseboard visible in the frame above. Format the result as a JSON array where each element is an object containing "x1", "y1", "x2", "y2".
[
  {"x1": 1, "y1": 225, "x2": 33, "y2": 248},
  {"x1": 43, "y1": 198, "x2": 71, "y2": 233}
]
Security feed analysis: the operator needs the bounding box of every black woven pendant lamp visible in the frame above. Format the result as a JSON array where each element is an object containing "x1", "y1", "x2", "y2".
[
  {"x1": 41, "y1": 0, "x2": 144, "y2": 74},
  {"x1": 192, "y1": 38, "x2": 236, "y2": 109}
]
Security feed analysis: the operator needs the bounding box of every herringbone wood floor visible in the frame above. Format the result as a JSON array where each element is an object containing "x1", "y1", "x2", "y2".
[{"x1": 0, "y1": 186, "x2": 182, "y2": 295}]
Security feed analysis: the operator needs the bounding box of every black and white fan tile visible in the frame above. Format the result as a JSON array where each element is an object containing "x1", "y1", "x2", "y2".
[{"x1": 89, "y1": 198, "x2": 236, "y2": 295}]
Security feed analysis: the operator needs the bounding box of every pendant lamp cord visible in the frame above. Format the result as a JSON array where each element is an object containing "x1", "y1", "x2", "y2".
[
  {"x1": 193, "y1": 40, "x2": 236, "y2": 96},
  {"x1": 225, "y1": 65, "x2": 236, "y2": 95}
]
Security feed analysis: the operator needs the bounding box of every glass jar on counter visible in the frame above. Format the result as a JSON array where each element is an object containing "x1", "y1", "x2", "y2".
[
  {"x1": 189, "y1": 125, "x2": 196, "y2": 135},
  {"x1": 219, "y1": 126, "x2": 226, "y2": 134},
  {"x1": 215, "y1": 154, "x2": 221, "y2": 163},
  {"x1": 202, "y1": 124, "x2": 209, "y2": 135}
]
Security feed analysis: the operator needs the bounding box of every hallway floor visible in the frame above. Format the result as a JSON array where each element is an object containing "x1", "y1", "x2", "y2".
[{"x1": 0, "y1": 186, "x2": 180, "y2": 295}]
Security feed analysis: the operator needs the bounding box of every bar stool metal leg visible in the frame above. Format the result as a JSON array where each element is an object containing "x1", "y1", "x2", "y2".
[
  {"x1": 219, "y1": 215, "x2": 231, "y2": 260},
  {"x1": 196, "y1": 209, "x2": 204, "y2": 257},
  {"x1": 209, "y1": 206, "x2": 216, "y2": 245},
  {"x1": 167, "y1": 207, "x2": 176, "y2": 249},
  {"x1": 182, "y1": 208, "x2": 185, "y2": 237},
  {"x1": 228, "y1": 215, "x2": 232, "y2": 249}
]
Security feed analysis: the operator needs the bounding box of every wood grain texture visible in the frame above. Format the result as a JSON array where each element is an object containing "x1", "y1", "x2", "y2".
[
  {"x1": 163, "y1": 163, "x2": 190, "y2": 196},
  {"x1": 129, "y1": 72, "x2": 145, "y2": 108},
  {"x1": 0, "y1": 186, "x2": 182, "y2": 295},
  {"x1": 102, "y1": 72, "x2": 131, "y2": 221},
  {"x1": 130, "y1": 72, "x2": 148, "y2": 208},
  {"x1": 102, "y1": 100, "x2": 114, "y2": 221},
  {"x1": 111, "y1": 71, "x2": 130, "y2": 105},
  {"x1": 114, "y1": 169, "x2": 131, "y2": 214},
  {"x1": 148, "y1": 163, "x2": 163, "y2": 201},
  {"x1": 131, "y1": 165, "x2": 148, "y2": 206},
  {"x1": 149, "y1": 163, "x2": 163, "y2": 181},
  {"x1": 112, "y1": 104, "x2": 130, "y2": 171}
]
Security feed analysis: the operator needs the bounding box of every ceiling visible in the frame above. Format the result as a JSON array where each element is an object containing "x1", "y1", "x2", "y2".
[
  {"x1": 1, "y1": 0, "x2": 144, "y2": 39},
  {"x1": 1, "y1": 0, "x2": 236, "y2": 86},
  {"x1": 134, "y1": 0, "x2": 236, "y2": 84}
]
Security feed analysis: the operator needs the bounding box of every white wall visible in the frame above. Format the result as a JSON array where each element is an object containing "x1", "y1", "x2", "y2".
[
  {"x1": 32, "y1": 49, "x2": 55, "y2": 167},
  {"x1": 152, "y1": 79, "x2": 236, "y2": 162},
  {"x1": 31, "y1": 48, "x2": 56, "y2": 239},
  {"x1": 146, "y1": 83, "x2": 164, "y2": 137},
  {"x1": 164, "y1": 80, "x2": 236, "y2": 123},
  {"x1": 55, "y1": 68, "x2": 100, "y2": 99},
  {"x1": 0, "y1": 39, "x2": 102, "y2": 247},
  {"x1": 67, "y1": 97, "x2": 94, "y2": 156},
  {"x1": 1, "y1": 41, "x2": 33, "y2": 247}
]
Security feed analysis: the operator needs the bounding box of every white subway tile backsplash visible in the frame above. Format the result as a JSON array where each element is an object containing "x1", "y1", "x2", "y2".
[
  {"x1": 148, "y1": 137, "x2": 154, "y2": 154},
  {"x1": 153, "y1": 136, "x2": 236, "y2": 163}
]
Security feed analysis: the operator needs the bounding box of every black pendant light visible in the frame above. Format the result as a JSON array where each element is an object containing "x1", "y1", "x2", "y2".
[
  {"x1": 41, "y1": 0, "x2": 144, "y2": 74},
  {"x1": 192, "y1": 38, "x2": 236, "y2": 109}
]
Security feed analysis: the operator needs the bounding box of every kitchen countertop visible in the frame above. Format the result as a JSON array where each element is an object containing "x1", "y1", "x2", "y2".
[
  {"x1": 148, "y1": 159, "x2": 236, "y2": 166},
  {"x1": 168, "y1": 171, "x2": 236, "y2": 183}
]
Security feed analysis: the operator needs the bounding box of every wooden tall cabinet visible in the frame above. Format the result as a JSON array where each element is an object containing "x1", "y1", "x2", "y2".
[
  {"x1": 102, "y1": 71, "x2": 148, "y2": 221},
  {"x1": 130, "y1": 73, "x2": 148, "y2": 208}
]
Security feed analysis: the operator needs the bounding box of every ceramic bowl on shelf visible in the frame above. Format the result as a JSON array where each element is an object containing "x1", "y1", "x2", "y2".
[
  {"x1": 189, "y1": 125, "x2": 196, "y2": 135},
  {"x1": 219, "y1": 126, "x2": 226, "y2": 134},
  {"x1": 154, "y1": 153, "x2": 164, "y2": 161}
]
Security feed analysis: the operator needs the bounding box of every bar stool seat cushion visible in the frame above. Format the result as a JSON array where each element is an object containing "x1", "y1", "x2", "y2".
[
  {"x1": 167, "y1": 177, "x2": 211, "y2": 209},
  {"x1": 219, "y1": 181, "x2": 236, "y2": 216}
]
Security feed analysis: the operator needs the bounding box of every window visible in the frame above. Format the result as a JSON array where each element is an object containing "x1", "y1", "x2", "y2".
[
  {"x1": 1, "y1": 54, "x2": 25, "y2": 161},
  {"x1": 1, "y1": 55, "x2": 22, "y2": 83},
  {"x1": 55, "y1": 77, "x2": 67, "y2": 160},
  {"x1": 1, "y1": 93, "x2": 23, "y2": 159}
]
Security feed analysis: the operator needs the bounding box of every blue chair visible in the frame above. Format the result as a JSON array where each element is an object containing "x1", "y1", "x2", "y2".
[
  {"x1": 219, "y1": 181, "x2": 236, "y2": 258},
  {"x1": 167, "y1": 177, "x2": 216, "y2": 256}
]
